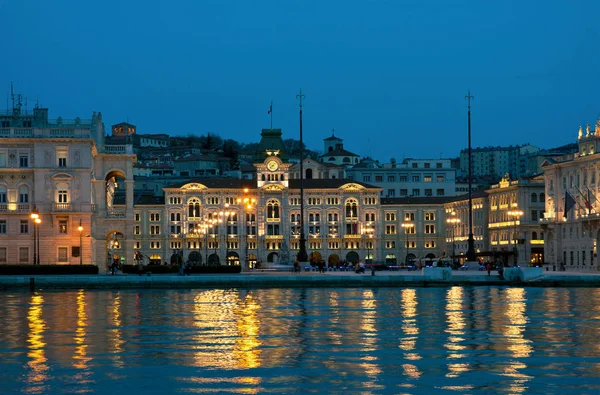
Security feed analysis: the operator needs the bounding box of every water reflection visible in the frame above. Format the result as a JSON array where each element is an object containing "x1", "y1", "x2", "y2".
[
  {"x1": 25, "y1": 293, "x2": 48, "y2": 394},
  {"x1": 0, "y1": 288, "x2": 598, "y2": 394},
  {"x1": 502, "y1": 288, "x2": 533, "y2": 393},
  {"x1": 399, "y1": 288, "x2": 421, "y2": 380},
  {"x1": 444, "y1": 286, "x2": 470, "y2": 378}
]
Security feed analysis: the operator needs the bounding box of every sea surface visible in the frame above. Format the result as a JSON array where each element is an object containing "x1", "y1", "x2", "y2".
[{"x1": 0, "y1": 287, "x2": 599, "y2": 394}]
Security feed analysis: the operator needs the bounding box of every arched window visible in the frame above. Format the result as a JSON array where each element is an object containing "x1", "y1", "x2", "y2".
[
  {"x1": 540, "y1": 193, "x2": 545, "y2": 202},
  {"x1": 261, "y1": 174, "x2": 266, "y2": 181},
  {"x1": 267, "y1": 199, "x2": 280, "y2": 219},
  {"x1": 18, "y1": 185, "x2": 29, "y2": 203},
  {"x1": 532, "y1": 231, "x2": 538, "y2": 240},
  {"x1": 306, "y1": 168, "x2": 313, "y2": 179},
  {"x1": 343, "y1": 157, "x2": 350, "y2": 163},
  {"x1": 188, "y1": 198, "x2": 201, "y2": 218},
  {"x1": 329, "y1": 157, "x2": 335, "y2": 162},
  {"x1": 328, "y1": 146, "x2": 333, "y2": 152},
  {"x1": 345, "y1": 199, "x2": 358, "y2": 218},
  {"x1": 531, "y1": 193, "x2": 537, "y2": 203}
]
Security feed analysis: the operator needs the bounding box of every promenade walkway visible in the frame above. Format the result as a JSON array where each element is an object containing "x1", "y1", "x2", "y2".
[{"x1": 1, "y1": 268, "x2": 599, "y2": 290}]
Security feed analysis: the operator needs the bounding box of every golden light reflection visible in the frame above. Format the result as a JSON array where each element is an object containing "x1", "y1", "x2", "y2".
[
  {"x1": 234, "y1": 293, "x2": 263, "y2": 369},
  {"x1": 26, "y1": 293, "x2": 48, "y2": 390},
  {"x1": 73, "y1": 290, "x2": 91, "y2": 370},
  {"x1": 109, "y1": 293, "x2": 125, "y2": 368},
  {"x1": 191, "y1": 290, "x2": 247, "y2": 369},
  {"x1": 501, "y1": 288, "x2": 533, "y2": 393},
  {"x1": 326, "y1": 291, "x2": 343, "y2": 346},
  {"x1": 359, "y1": 290, "x2": 381, "y2": 377},
  {"x1": 444, "y1": 286, "x2": 470, "y2": 377},
  {"x1": 399, "y1": 289, "x2": 421, "y2": 379}
]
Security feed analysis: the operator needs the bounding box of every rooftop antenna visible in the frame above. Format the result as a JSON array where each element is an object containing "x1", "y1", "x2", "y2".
[{"x1": 10, "y1": 82, "x2": 14, "y2": 109}]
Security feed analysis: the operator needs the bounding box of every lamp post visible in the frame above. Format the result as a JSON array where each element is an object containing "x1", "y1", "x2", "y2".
[
  {"x1": 446, "y1": 212, "x2": 460, "y2": 266},
  {"x1": 296, "y1": 89, "x2": 308, "y2": 264},
  {"x1": 30, "y1": 209, "x2": 39, "y2": 265},
  {"x1": 35, "y1": 217, "x2": 41, "y2": 265},
  {"x1": 508, "y1": 203, "x2": 523, "y2": 267},
  {"x1": 401, "y1": 222, "x2": 414, "y2": 266},
  {"x1": 78, "y1": 219, "x2": 83, "y2": 265},
  {"x1": 465, "y1": 91, "x2": 476, "y2": 262},
  {"x1": 237, "y1": 188, "x2": 256, "y2": 271},
  {"x1": 364, "y1": 222, "x2": 374, "y2": 264}
]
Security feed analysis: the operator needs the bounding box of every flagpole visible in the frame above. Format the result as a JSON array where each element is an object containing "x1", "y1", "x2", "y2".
[{"x1": 270, "y1": 101, "x2": 273, "y2": 130}]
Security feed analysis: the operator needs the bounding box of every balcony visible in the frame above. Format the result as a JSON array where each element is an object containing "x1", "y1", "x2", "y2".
[
  {"x1": 104, "y1": 144, "x2": 134, "y2": 154},
  {"x1": 53, "y1": 203, "x2": 72, "y2": 212},
  {"x1": 0, "y1": 127, "x2": 91, "y2": 139},
  {"x1": 344, "y1": 234, "x2": 362, "y2": 239},
  {"x1": 265, "y1": 235, "x2": 284, "y2": 239},
  {"x1": 105, "y1": 209, "x2": 126, "y2": 219}
]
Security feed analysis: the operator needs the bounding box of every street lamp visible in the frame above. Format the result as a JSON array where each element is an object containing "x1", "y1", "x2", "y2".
[
  {"x1": 364, "y1": 222, "x2": 374, "y2": 263},
  {"x1": 507, "y1": 203, "x2": 523, "y2": 267},
  {"x1": 446, "y1": 212, "x2": 461, "y2": 266},
  {"x1": 78, "y1": 219, "x2": 83, "y2": 265},
  {"x1": 30, "y1": 209, "x2": 39, "y2": 265},
  {"x1": 401, "y1": 221, "x2": 414, "y2": 266},
  {"x1": 237, "y1": 188, "x2": 256, "y2": 271}
]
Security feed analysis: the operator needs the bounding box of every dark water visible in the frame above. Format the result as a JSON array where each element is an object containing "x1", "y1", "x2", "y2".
[{"x1": 0, "y1": 287, "x2": 599, "y2": 394}]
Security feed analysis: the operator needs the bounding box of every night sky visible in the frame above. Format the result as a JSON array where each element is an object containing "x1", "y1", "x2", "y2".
[{"x1": 2, "y1": 0, "x2": 599, "y2": 161}]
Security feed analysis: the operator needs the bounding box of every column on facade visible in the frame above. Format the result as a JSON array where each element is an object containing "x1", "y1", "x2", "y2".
[{"x1": 126, "y1": 180, "x2": 134, "y2": 212}]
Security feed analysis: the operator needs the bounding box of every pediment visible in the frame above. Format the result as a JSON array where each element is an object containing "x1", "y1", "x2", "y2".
[
  {"x1": 51, "y1": 173, "x2": 73, "y2": 181},
  {"x1": 261, "y1": 183, "x2": 286, "y2": 191},
  {"x1": 181, "y1": 183, "x2": 208, "y2": 190},
  {"x1": 339, "y1": 183, "x2": 366, "y2": 191}
]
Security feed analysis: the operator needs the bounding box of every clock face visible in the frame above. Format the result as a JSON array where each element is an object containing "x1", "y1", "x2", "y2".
[{"x1": 267, "y1": 160, "x2": 279, "y2": 172}]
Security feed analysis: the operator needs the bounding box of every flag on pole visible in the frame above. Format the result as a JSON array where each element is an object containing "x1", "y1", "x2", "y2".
[
  {"x1": 268, "y1": 102, "x2": 272, "y2": 114},
  {"x1": 564, "y1": 190, "x2": 576, "y2": 219}
]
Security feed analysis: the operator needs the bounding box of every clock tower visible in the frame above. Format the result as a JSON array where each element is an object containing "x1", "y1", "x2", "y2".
[{"x1": 256, "y1": 150, "x2": 290, "y2": 190}]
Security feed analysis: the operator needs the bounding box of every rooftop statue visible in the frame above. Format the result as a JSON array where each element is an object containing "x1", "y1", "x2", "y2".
[{"x1": 578, "y1": 125, "x2": 583, "y2": 139}]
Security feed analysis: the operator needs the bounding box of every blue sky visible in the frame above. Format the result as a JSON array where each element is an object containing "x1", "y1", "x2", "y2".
[{"x1": 1, "y1": 0, "x2": 599, "y2": 161}]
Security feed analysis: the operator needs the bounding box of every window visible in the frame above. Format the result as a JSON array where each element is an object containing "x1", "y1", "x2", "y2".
[
  {"x1": 135, "y1": 225, "x2": 140, "y2": 235},
  {"x1": 58, "y1": 247, "x2": 68, "y2": 262},
  {"x1": 436, "y1": 163, "x2": 442, "y2": 168},
  {"x1": 0, "y1": 247, "x2": 6, "y2": 263},
  {"x1": 72, "y1": 246, "x2": 81, "y2": 258},
  {"x1": 207, "y1": 196, "x2": 219, "y2": 205},
  {"x1": 425, "y1": 189, "x2": 432, "y2": 196},
  {"x1": 0, "y1": 220, "x2": 5, "y2": 233},
  {"x1": 531, "y1": 210, "x2": 538, "y2": 221},
  {"x1": 375, "y1": 175, "x2": 383, "y2": 182},
  {"x1": 399, "y1": 175, "x2": 408, "y2": 182},
  {"x1": 425, "y1": 224, "x2": 435, "y2": 234},
  {"x1": 387, "y1": 189, "x2": 395, "y2": 197},
  {"x1": 58, "y1": 190, "x2": 68, "y2": 203},
  {"x1": 267, "y1": 199, "x2": 280, "y2": 219},
  {"x1": 386, "y1": 241, "x2": 396, "y2": 248},
  {"x1": 59, "y1": 220, "x2": 68, "y2": 234},
  {"x1": 19, "y1": 155, "x2": 28, "y2": 168},
  {"x1": 267, "y1": 224, "x2": 280, "y2": 235},
  {"x1": 20, "y1": 220, "x2": 29, "y2": 234},
  {"x1": 364, "y1": 197, "x2": 376, "y2": 205},
  {"x1": 188, "y1": 198, "x2": 201, "y2": 217},
  {"x1": 385, "y1": 212, "x2": 396, "y2": 221},
  {"x1": 363, "y1": 175, "x2": 371, "y2": 182},
  {"x1": 436, "y1": 175, "x2": 445, "y2": 182},
  {"x1": 424, "y1": 240, "x2": 437, "y2": 248},
  {"x1": 345, "y1": 199, "x2": 358, "y2": 218},
  {"x1": 170, "y1": 225, "x2": 181, "y2": 234},
  {"x1": 58, "y1": 157, "x2": 67, "y2": 168},
  {"x1": 135, "y1": 213, "x2": 140, "y2": 221},
  {"x1": 19, "y1": 186, "x2": 29, "y2": 203},
  {"x1": 412, "y1": 163, "x2": 418, "y2": 168},
  {"x1": 19, "y1": 247, "x2": 29, "y2": 263},
  {"x1": 412, "y1": 189, "x2": 420, "y2": 196},
  {"x1": 385, "y1": 225, "x2": 396, "y2": 235},
  {"x1": 308, "y1": 197, "x2": 321, "y2": 205},
  {"x1": 424, "y1": 175, "x2": 432, "y2": 182},
  {"x1": 326, "y1": 197, "x2": 339, "y2": 205},
  {"x1": 424, "y1": 212, "x2": 435, "y2": 221},
  {"x1": 150, "y1": 213, "x2": 160, "y2": 222},
  {"x1": 531, "y1": 193, "x2": 537, "y2": 203},
  {"x1": 150, "y1": 225, "x2": 160, "y2": 235},
  {"x1": 388, "y1": 175, "x2": 395, "y2": 182},
  {"x1": 0, "y1": 185, "x2": 6, "y2": 203},
  {"x1": 150, "y1": 242, "x2": 161, "y2": 249},
  {"x1": 436, "y1": 189, "x2": 445, "y2": 196},
  {"x1": 327, "y1": 212, "x2": 339, "y2": 222},
  {"x1": 405, "y1": 212, "x2": 415, "y2": 221},
  {"x1": 424, "y1": 163, "x2": 430, "y2": 169},
  {"x1": 400, "y1": 189, "x2": 408, "y2": 196},
  {"x1": 170, "y1": 212, "x2": 181, "y2": 221},
  {"x1": 412, "y1": 175, "x2": 420, "y2": 182}
]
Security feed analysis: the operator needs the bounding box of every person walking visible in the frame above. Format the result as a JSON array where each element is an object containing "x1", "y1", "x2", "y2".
[{"x1": 486, "y1": 262, "x2": 491, "y2": 276}]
